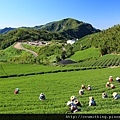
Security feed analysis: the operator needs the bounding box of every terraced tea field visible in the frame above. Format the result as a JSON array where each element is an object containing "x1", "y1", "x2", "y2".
[
  {"x1": 68, "y1": 54, "x2": 120, "y2": 68},
  {"x1": 0, "y1": 66, "x2": 120, "y2": 114}
]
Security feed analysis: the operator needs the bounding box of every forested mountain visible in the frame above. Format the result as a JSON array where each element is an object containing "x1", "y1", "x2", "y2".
[
  {"x1": 0, "y1": 18, "x2": 100, "y2": 38},
  {"x1": 1, "y1": 18, "x2": 120, "y2": 57},
  {"x1": 0, "y1": 28, "x2": 65, "y2": 49},
  {"x1": 0, "y1": 18, "x2": 101, "y2": 50},
  {"x1": 34, "y1": 18, "x2": 84, "y2": 31},
  {"x1": 34, "y1": 18, "x2": 101, "y2": 39},
  {"x1": 73, "y1": 24, "x2": 120, "y2": 55},
  {"x1": 0, "y1": 27, "x2": 15, "y2": 34}
]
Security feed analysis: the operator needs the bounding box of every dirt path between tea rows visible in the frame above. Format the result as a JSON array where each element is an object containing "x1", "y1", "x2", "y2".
[{"x1": 14, "y1": 42, "x2": 38, "y2": 57}]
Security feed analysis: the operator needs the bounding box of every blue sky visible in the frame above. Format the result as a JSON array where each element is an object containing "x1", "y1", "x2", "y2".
[{"x1": 0, "y1": 0, "x2": 120, "y2": 30}]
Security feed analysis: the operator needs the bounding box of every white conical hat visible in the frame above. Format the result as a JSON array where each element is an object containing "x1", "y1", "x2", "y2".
[
  {"x1": 81, "y1": 84, "x2": 85, "y2": 87},
  {"x1": 113, "y1": 92, "x2": 117, "y2": 97},
  {"x1": 110, "y1": 84, "x2": 114, "y2": 87},
  {"x1": 116, "y1": 77, "x2": 120, "y2": 80},
  {"x1": 74, "y1": 99, "x2": 79, "y2": 104},
  {"x1": 70, "y1": 96, "x2": 75, "y2": 100},
  {"x1": 79, "y1": 89, "x2": 84, "y2": 92},
  {"x1": 89, "y1": 96, "x2": 91, "y2": 99},
  {"x1": 102, "y1": 92, "x2": 106, "y2": 96},
  {"x1": 107, "y1": 82, "x2": 110, "y2": 84},
  {"x1": 16, "y1": 88, "x2": 19, "y2": 90},
  {"x1": 89, "y1": 96, "x2": 94, "y2": 100}
]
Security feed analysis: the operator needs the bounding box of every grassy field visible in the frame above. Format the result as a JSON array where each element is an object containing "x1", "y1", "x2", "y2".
[
  {"x1": 0, "y1": 67, "x2": 120, "y2": 114},
  {"x1": 0, "y1": 63, "x2": 89, "y2": 77},
  {"x1": 69, "y1": 47, "x2": 101, "y2": 61},
  {"x1": 0, "y1": 63, "x2": 63, "y2": 76}
]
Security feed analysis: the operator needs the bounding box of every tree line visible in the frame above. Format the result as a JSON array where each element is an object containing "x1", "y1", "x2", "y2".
[{"x1": 73, "y1": 24, "x2": 120, "y2": 55}]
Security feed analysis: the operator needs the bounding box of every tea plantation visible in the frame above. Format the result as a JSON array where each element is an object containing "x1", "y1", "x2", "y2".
[
  {"x1": 0, "y1": 66, "x2": 120, "y2": 114},
  {"x1": 0, "y1": 45, "x2": 120, "y2": 115}
]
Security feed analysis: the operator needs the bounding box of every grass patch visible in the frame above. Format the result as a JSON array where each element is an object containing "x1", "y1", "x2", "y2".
[{"x1": 69, "y1": 47, "x2": 101, "y2": 61}]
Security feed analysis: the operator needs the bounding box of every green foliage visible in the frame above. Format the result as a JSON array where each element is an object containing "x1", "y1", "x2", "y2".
[
  {"x1": 0, "y1": 44, "x2": 40, "y2": 64},
  {"x1": 22, "y1": 43, "x2": 64, "y2": 64},
  {"x1": 20, "y1": 43, "x2": 75, "y2": 64},
  {"x1": 0, "y1": 42, "x2": 62, "y2": 65}
]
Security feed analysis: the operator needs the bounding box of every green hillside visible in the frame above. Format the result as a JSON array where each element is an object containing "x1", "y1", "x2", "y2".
[
  {"x1": 0, "y1": 41, "x2": 75, "y2": 65},
  {"x1": 0, "y1": 44, "x2": 36, "y2": 64},
  {"x1": 67, "y1": 46, "x2": 120, "y2": 68},
  {"x1": 0, "y1": 19, "x2": 120, "y2": 67},
  {"x1": 36, "y1": 18, "x2": 100, "y2": 39},
  {"x1": 1, "y1": 42, "x2": 120, "y2": 67},
  {"x1": 36, "y1": 18, "x2": 83, "y2": 32},
  {"x1": 0, "y1": 45, "x2": 28, "y2": 62},
  {"x1": 69, "y1": 47, "x2": 101, "y2": 61},
  {"x1": 74, "y1": 24, "x2": 120, "y2": 55}
]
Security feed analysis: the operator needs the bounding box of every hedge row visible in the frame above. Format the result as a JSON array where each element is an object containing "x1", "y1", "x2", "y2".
[{"x1": 0, "y1": 66, "x2": 106, "y2": 78}]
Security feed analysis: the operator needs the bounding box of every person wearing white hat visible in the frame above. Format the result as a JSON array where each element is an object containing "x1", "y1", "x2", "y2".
[
  {"x1": 112, "y1": 92, "x2": 120, "y2": 100},
  {"x1": 116, "y1": 77, "x2": 120, "y2": 82},
  {"x1": 81, "y1": 84, "x2": 86, "y2": 89},
  {"x1": 14, "y1": 88, "x2": 19, "y2": 94},
  {"x1": 70, "y1": 95, "x2": 82, "y2": 106},
  {"x1": 70, "y1": 96, "x2": 76, "y2": 102},
  {"x1": 67, "y1": 101, "x2": 80, "y2": 113},
  {"x1": 39, "y1": 93, "x2": 46, "y2": 100},
  {"x1": 79, "y1": 89, "x2": 84, "y2": 95},
  {"x1": 106, "y1": 82, "x2": 110, "y2": 87},
  {"x1": 73, "y1": 99, "x2": 82, "y2": 107},
  {"x1": 89, "y1": 96, "x2": 96, "y2": 106},
  {"x1": 102, "y1": 92, "x2": 108, "y2": 98},
  {"x1": 110, "y1": 84, "x2": 115, "y2": 89},
  {"x1": 109, "y1": 76, "x2": 113, "y2": 82},
  {"x1": 87, "y1": 85, "x2": 92, "y2": 91}
]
